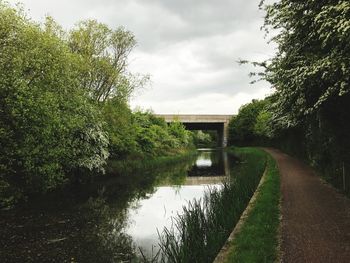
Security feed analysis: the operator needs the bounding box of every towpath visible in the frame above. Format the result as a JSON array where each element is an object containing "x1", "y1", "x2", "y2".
[{"x1": 264, "y1": 148, "x2": 350, "y2": 263}]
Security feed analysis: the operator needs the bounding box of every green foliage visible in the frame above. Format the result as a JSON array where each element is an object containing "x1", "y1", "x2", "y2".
[
  {"x1": 102, "y1": 98, "x2": 137, "y2": 159},
  {"x1": 192, "y1": 130, "x2": 212, "y2": 147},
  {"x1": 167, "y1": 121, "x2": 192, "y2": 147},
  {"x1": 68, "y1": 19, "x2": 149, "y2": 102},
  {"x1": 0, "y1": 2, "x2": 109, "y2": 205},
  {"x1": 254, "y1": 110, "x2": 272, "y2": 137},
  {"x1": 0, "y1": 2, "x2": 192, "y2": 207},
  {"x1": 133, "y1": 111, "x2": 193, "y2": 156},
  {"x1": 257, "y1": 0, "x2": 350, "y2": 135},
  {"x1": 235, "y1": 1, "x2": 350, "y2": 193},
  {"x1": 159, "y1": 147, "x2": 267, "y2": 263},
  {"x1": 254, "y1": 0, "x2": 350, "y2": 193},
  {"x1": 228, "y1": 99, "x2": 268, "y2": 145},
  {"x1": 260, "y1": 0, "x2": 350, "y2": 126}
]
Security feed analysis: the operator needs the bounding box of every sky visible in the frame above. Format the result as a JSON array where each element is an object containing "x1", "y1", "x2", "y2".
[{"x1": 10, "y1": 0, "x2": 276, "y2": 114}]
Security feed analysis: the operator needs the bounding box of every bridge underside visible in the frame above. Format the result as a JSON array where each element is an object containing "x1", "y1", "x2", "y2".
[
  {"x1": 156, "y1": 114, "x2": 232, "y2": 147},
  {"x1": 182, "y1": 122, "x2": 225, "y2": 147}
]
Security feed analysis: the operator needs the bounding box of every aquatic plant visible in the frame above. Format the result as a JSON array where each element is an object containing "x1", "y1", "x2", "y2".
[{"x1": 158, "y1": 148, "x2": 267, "y2": 263}]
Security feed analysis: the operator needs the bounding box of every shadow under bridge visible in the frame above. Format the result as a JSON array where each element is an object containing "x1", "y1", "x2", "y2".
[{"x1": 155, "y1": 114, "x2": 233, "y2": 147}]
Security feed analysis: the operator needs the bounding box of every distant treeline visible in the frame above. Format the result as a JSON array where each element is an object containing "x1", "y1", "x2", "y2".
[
  {"x1": 0, "y1": 2, "x2": 194, "y2": 207},
  {"x1": 228, "y1": 0, "x2": 350, "y2": 194}
]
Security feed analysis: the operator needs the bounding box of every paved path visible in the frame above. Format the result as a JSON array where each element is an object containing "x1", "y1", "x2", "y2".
[{"x1": 264, "y1": 148, "x2": 350, "y2": 263}]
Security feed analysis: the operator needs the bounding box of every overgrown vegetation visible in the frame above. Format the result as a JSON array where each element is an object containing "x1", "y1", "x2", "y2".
[
  {"x1": 0, "y1": 2, "x2": 193, "y2": 207},
  {"x1": 158, "y1": 147, "x2": 267, "y2": 263},
  {"x1": 192, "y1": 130, "x2": 218, "y2": 148},
  {"x1": 230, "y1": 0, "x2": 350, "y2": 194},
  {"x1": 228, "y1": 99, "x2": 269, "y2": 146},
  {"x1": 225, "y1": 151, "x2": 280, "y2": 263},
  {"x1": 106, "y1": 149, "x2": 197, "y2": 179},
  {"x1": 0, "y1": 150, "x2": 198, "y2": 262}
]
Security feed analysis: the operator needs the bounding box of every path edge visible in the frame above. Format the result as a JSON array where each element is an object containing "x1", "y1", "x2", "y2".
[{"x1": 262, "y1": 148, "x2": 283, "y2": 263}]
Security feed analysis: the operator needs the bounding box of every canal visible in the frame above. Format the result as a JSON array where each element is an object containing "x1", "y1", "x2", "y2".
[{"x1": 0, "y1": 148, "x2": 235, "y2": 262}]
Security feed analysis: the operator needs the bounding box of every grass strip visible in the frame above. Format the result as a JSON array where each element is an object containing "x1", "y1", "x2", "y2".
[{"x1": 224, "y1": 150, "x2": 280, "y2": 263}]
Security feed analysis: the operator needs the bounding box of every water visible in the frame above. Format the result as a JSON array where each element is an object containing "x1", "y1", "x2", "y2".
[
  {"x1": 0, "y1": 148, "x2": 234, "y2": 262},
  {"x1": 125, "y1": 149, "x2": 230, "y2": 258}
]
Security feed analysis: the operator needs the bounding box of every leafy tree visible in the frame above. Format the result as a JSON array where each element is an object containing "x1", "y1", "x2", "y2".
[
  {"x1": 101, "y1": 98, "x2": 137, "y2": 159},
  {"x1": 132, "y1": 111, "x2": 193, "y2": 156},
  {"x1": 192, "y1": 130, "x2": 217, "y2": 147},
  {"x1": 250, "y1": 0, "x2": 350, "y2": 191},
  {"x1": 133, "y1": 111, "x2": 168, "y2": 155},
  {"x1": 258, "y1": 0, "x2": 350, "y2": 131},
  {"x1": 0, "y1": 3, "x2": 108, "y2": 205},
  {"x1": 167, "y1": 121, "x2": 192, "y2": 147},
  {"x1": 254, "y1": 110, "x2": 272, "y2": 138},
  {"x1": 228, "y1": 99, "x2": 267, "y2": 144},
  {"x1": 68, "y1": 20, "x2": 148, "y2": 102},
  {"x1": 0, "y1": 2, "x2": 195, "y2": 207}
]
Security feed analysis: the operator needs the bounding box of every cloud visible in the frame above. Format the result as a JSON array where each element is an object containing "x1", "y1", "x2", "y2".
[
  {"x1": 130, "y1": 87, "x2": 272, "y2": 115},
  {"x1": 11, "y1": 0, "x2": 276, "y2": 114}
]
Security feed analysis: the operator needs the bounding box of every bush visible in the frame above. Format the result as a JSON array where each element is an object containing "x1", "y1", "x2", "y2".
[
  {"x1": 228, "y1": 99, "x2": 268, "y2": 145},
  {"x1": 133, "y1": 111, "x2": 193, "y2": 156},
  {"x1": 102, "y1": 98, "x2": 137, "y2": 159},
  {"x1": 0, "y1": 3, "x2": 109, "y2": 205}
]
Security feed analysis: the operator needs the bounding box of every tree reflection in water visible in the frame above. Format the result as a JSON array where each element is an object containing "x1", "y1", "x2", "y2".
[
  {"x1": 76, "y1": 196, "x2": 136, "y2": 262},
  {"x1": 72, "y1": 160, "x2": 194, "y2": 263},
  {"x1": 0, "y1": 151, "x2": 233, "y2": 263}
]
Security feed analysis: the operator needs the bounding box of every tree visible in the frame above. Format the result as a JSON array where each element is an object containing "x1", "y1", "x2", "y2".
[
  {"x1": 101, "y1": 98, "x2": 137, "y2": 159},
  {"x1": 167, "y1": 121, "x2": 192, "y2": 147},
  {"x1": 254, "y1": 0, "x2": 350, "y2": 191},
  {"x1": 259, "y1": 0, "x2": 350, "y2": 130},
  {"x1": 0, "y1": 1, "x2": 194, "y2": 207},
  {"x1": 69, "y1": 20, "x2": 148, "y2": 102},
  {"x1": 254, "y1": 110, "x2": 273, "y2": 138},
  {"x1": 0, "y1": 3, "x2": 109, "y2": 205},
  {"x1": 228, "y1": 99, "x2": 267, "y2": 144}
]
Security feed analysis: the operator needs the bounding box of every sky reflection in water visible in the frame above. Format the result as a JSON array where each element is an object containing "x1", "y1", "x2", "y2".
[{"x1": 124, "y1": 149, "x2": 229, "y2": 257}]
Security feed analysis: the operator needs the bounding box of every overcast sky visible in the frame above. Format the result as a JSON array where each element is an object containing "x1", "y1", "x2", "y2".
[{"x1": 11, "y1": 0, "x2": 276, "y2": 114}]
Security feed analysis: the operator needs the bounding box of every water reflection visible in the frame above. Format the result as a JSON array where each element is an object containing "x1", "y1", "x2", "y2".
[
  {"x1": 76, "y1": 197, "x2": 136, "y2": 262},
  {"x1": 126, "y1": 185, "x2": 221, "y2": 259},
  {"x1": 188, "y1": 148, "x2": 230, "y2": 177},
  {"x1": 0, "y1": 149, "x2": 233, "y2": 263},
  {"x1": 124, "y1": 148, "x2": 231, "y2": 259}
]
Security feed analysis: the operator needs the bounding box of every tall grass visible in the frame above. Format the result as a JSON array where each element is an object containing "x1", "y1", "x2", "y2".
[{"x1": 158, "y1": 148, "x2": 267, "y2": 263}]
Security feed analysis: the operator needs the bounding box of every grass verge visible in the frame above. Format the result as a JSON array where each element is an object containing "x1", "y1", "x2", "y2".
[
  {"x1": 224, "y1": 150, "x2": 280, "y2": 263},
  {"x1": 158, "y1": 147, "x2": 267, "y2": 263}
]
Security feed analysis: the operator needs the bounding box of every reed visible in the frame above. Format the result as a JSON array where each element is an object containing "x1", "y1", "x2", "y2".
[{"x1": 158, "y1": 147, "x2": 267, "y2": 263}]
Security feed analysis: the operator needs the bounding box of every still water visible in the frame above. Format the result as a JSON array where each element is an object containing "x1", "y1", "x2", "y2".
[
  {"x1": 0, "y1": 148, "x2": 233, "y2": 262},
  {"x1": 126, "y1": 149, "x2": 230, "y2": 258}
]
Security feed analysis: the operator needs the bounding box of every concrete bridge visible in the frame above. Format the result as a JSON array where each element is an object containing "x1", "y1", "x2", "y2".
[{"x1": 156, "y1": 114, "x2": 233, "y2": 147}]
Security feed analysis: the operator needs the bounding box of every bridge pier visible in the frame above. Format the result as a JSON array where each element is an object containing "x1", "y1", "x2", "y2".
[
  {"x1": 217, "y1": 123, "x2": 228, "y2": 147},
  {"x1": 221, "y1": 123, "x2": 229, "y2": 147}
]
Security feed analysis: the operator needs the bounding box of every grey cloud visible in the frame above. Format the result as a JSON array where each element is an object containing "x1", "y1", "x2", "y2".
[
  {"x1": 134, "y1": 0, "x2": 264, "y2": 51},
  {"x1": 18, "y1": 0, "x2": 266, "y2": 51},
  {"x1": 10, "y1": 0, "x2": 275, "y2": 114}
]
